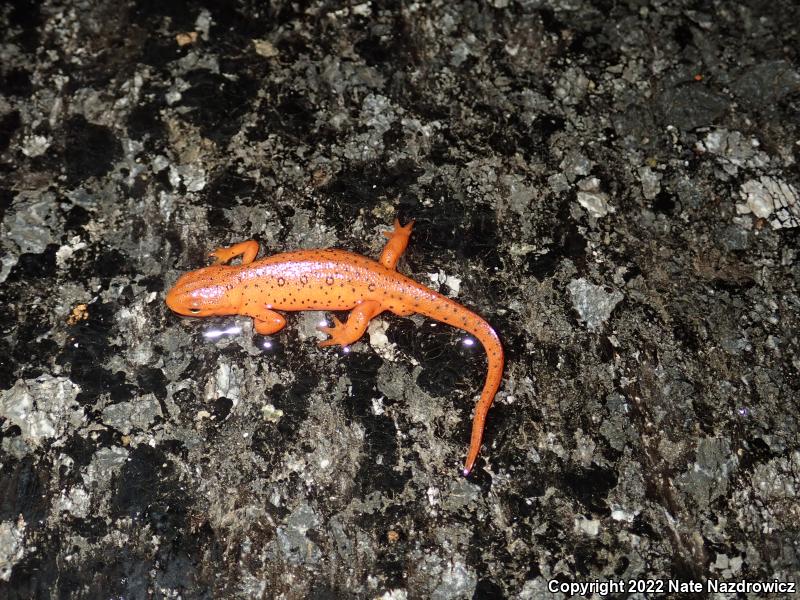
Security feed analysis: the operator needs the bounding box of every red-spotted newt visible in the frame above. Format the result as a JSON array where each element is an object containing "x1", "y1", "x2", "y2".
[{"x1": 165, "y1": 219, "x2": 504, "y2": 475}]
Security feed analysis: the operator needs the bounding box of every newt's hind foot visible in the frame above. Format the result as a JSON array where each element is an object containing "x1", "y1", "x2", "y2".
[
  {"x1": 317, "y1": 300, "x2": 383, "y2": 348},
  {"x1": 317, "y1": 316, "x2": 351, "y2": 347},
  {"x1": 382, "y1": 218, "x2": 414, "y2": 239}
]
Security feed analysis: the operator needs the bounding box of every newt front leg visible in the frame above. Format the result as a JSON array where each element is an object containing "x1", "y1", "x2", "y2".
[
  {"x1": 251, "y1": 309, "x2": 286, "y2": 335},
  {"x1": 209, "y1": 240, "x2": 260, "y2": 265},
  {"x1": 379, "y1": 218, "x2": 414, "y2": 270}
]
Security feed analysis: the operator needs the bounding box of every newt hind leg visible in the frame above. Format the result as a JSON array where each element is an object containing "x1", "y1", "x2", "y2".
[
  {"x1": 209, "y1": 240, "x2": 260, "y2": 265},
  {"x1": 379, "y1": 219, "x2": 414, "y2": 270},
  {"x1": 318, "y1": 300, "x2": 383, "y2": 347}
]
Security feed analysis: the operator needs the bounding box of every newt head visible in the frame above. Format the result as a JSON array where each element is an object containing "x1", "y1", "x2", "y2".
[{"x1": 165, "y1": 266, "x2": 240, "y2": 317}]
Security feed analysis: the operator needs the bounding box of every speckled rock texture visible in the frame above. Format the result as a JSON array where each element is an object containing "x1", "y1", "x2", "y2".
[{"x1": 1, "y1": 1, "x2": 799, "y2": 598}]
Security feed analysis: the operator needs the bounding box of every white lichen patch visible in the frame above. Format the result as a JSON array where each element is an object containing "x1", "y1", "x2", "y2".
[
  {"x1": 82, "y1": 446, "x2": 129, "y2": 489},
  {"x1": 567, "y1": 278, "x2": 624, "y2": 331},
  {"x1": 260, "y1": 403, "x2": 284, "y2": 423},
  {"x1": 55, "y1": 235, "x2": 88, "y2": 267},
  {"x1": 575, "y1": 515, "x2": 601, "y2": 536},
  {"x1": 168, "y1": 162, "x2": 207, "y2": 192},
  {"x1": 3, "y1": 191, "x2": 58, "y2": 253},
  {"x1": 367, "y1": 318, "x2": 399, "y2": 363},
  {"x1": 553, "y1": 66, "x2": 592, "y2": 105},
  {"x1": 344, "y1": 93, "x2": 396, "y2": 161},
  {"x1": 559, "y1": 150, "x2": 594, "y2": 181},
  {"x1": 736, "y1": 176, "x2": 799, "y2": 229},
  {"x1": 426, "y1": 271, "x2": 462, "y2": 296},
  {"x1": 101, "y1": 394, "x2": 163, "y2": 435},
  {"x1": 253, "y1": 39, "x2": 279, "y2": 58},
  {"x1": 576, "y1": 176, "x2": 614, "y2": 218},
  {"x1": 275, "y1": 503, "x2": 322, "y2": 565},
  {"x1": 21, "y1": 134, "x2": 51, "y2": 157},
  {"x1": 637, "y1": 166, "x2": 662, "y2": 200},
  {"x1": 204, "y1": 362, "x2": 240, "y2": 406},
  {"x1": 427, "y1": 556, "x2": 477, "y2": 600},
  {"x1": 0, "y1": 516, "x2": 26, "y2": 582},
  {"x1": 696, "y1": 128, "x2": 769, "y2": 174},
  {"x1": 376, "y1": 590, "x2": 408, "y2": 600},
  {"x1": 0, "y1": 376, "x2": 83, "y2": 446},
  {"x1": 52, "y1": 486, "x2": 92, "y2": 519}
]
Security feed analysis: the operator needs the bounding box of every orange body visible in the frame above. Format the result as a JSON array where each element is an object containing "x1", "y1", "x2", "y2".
[{"x1": 166, "y1": 219, "x2": 504, "y2": 475}]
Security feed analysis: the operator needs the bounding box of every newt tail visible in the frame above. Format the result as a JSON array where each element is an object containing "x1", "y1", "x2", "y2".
[
  {"x1": 165, "y1": 218, "x2": 504, "y2": 475},
  {"x1": 414, "y1": 293, "x2": 504, "y2": 475}
]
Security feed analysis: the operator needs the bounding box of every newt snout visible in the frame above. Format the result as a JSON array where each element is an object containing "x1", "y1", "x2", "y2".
[{"x1": 165, "y1": 267, "x2": 239, "y2": 317}]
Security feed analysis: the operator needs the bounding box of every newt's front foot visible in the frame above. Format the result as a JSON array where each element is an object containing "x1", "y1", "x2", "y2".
[{"x1": 208, "y1": 240, "x2": 260, "y2": 265}]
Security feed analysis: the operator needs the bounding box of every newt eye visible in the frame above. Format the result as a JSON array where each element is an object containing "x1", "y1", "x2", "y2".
[{"x1": 189, "y1": 308, "x2": 201, "y2": 314}]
